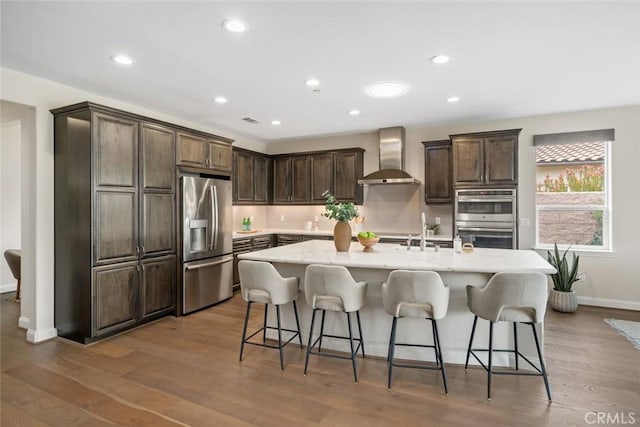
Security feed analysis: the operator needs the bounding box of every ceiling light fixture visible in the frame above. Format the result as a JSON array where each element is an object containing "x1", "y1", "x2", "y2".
[
  {"x1": 111, "y1": 55, "x2": 134, "y2": 65},
  {"x1": 431, "y1": 54, "x2": 450, "y2": 64},
  {"x1": 213, "y1": 96, "x2": 228, "y2": 104},
  {"x1": 364, "y1": 81, "x2": 409, "y2": 98},
  {"x1": 271, "y1": 120, "x2": 281, "y2": 125},
  {"x1": 447, "y1": 96, "x2": 460, "y2": 103},
  {"x1": 305, "y1": 78, "x2": 320, "y2": 87},
  {"x1": 222, "y1": 19, "x2": 248, "y2": 33},
  {"x1": 349, "y1": 110, "x2": 360, "y2": 116}
]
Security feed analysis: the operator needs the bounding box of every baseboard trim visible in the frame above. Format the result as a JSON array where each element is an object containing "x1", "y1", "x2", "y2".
[
  {"x1": 578, "y1": 296, "x2": 640, "y2": 311},
  {"x1": 0, "y1": 283, "x2": 17, "y2": 294},
  {"x1": 18, "y1": 316, "x2": 29, "y2": 330},
  {"x1": 26, "y1": 327, "x2": 58, "y2": 343}
]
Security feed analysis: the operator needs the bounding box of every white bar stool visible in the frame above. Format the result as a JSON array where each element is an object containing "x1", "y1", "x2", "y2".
[
  {"x1": 238, "y1": 260, "x2": 303, "y2": 370},
  {"x1": 464, "y1": 271, "x2": 552, "y2": 401},
  {"x1": 382, "y1": 270, "x2": 450, "y2": 394},
  {"x1": 303, "y1": 264, "x2": 367, "y2": 383}
]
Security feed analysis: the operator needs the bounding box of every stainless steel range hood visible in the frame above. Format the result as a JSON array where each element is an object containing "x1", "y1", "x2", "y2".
[{"x1": 358, "y1": 126, "x2": 420, "y2": 185}]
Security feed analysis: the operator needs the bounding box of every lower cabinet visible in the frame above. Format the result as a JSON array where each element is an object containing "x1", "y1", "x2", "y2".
[
  {"x1": 91, "y1": 255, "x2": 176, "y2": 340},
  {"x1": 233, "y1": 235, "x2": 274, "y2": 289}
]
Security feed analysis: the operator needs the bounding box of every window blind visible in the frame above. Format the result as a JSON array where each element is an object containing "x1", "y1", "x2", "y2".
[{"x1": 533, "y1": 128, "x2": 614, "y2": 146}]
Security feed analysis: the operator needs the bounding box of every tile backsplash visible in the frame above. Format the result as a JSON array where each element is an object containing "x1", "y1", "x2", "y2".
[{"x1": 232, "y1": 185, "x2": 453, "y2": 236}]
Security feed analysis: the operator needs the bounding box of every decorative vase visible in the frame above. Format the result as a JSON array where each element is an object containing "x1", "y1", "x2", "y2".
[
  {"x1": 333, "y1": 221, "x2": 352, "y2": 252},
  {"x1": 549, "y1": 289, "x2": 578, "y2": 313}
]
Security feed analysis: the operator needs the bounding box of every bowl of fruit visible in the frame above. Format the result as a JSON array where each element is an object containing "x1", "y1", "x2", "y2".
[{"x1": 357, "y1": 231, "x2": 380, "y2": 252}]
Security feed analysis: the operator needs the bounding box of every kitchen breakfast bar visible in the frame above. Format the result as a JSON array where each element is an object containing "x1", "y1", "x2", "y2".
[{"x1": 238, "y1": 240, "x2": 556, "y2": 367}]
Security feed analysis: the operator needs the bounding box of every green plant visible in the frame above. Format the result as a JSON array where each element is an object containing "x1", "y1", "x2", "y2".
[
  {"x1": 547, "y1": 243, "x2": 581, "y2": 292},
  {"x1": 426, "y1": 223, "x2": 440, "y2": 232},
  {"x1": 322, "y1": 191, "x2": 359, "y2": 222}
]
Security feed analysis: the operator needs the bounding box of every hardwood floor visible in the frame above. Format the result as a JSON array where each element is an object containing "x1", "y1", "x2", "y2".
[{"x1": 2, "y1": 292, "x2": 638, "y2": 426}]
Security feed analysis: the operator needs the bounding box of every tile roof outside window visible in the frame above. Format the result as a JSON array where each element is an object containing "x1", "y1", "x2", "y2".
[{"x1": 535, "y1": 142, "x2": 605, "y2": 164}]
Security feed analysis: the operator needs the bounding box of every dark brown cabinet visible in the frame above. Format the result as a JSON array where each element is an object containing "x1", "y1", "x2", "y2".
[
  {"x1": 311, "y1": 154, "x2": 333, "y2": 202},
  {"x1": 232, "y1": 148, "x2": 271, "y2": 205},
  {"x1": 53, "y1": 102, "x2": 181, "y2": 343},
  {"x1": 451, "y1": 129, "x2": 521, "y2": 187},
  {"x1": 333, "y1": 150, "x2": 364, "y2": 204},
  {"x1": 176, "y1": 132, "x2": 233, "y2": 174},
  {"x1": 272, "y1": 155, "x2": 310, "y2": 204},
  {"x1": 232, "y1": 235, "x2": 274, "y2": 288},
  {"x1": 422, "y1": 140, "x2": 453, "y2": 204}
]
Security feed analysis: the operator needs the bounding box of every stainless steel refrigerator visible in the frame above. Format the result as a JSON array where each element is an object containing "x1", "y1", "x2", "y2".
[{"x1": 180, "y1": 175, "x2": 233, "y2": 314}]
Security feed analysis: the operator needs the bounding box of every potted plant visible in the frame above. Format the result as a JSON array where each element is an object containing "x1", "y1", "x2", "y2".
[
  {"x1": 323, "y1": 191, "x2": 359, "y2": 252},
  {"x1": 426, "y1": 223, "x2": 439, "y2": 236},
  {"x1": 547, "y1": 243, "x2": 581, "y2": 312}
]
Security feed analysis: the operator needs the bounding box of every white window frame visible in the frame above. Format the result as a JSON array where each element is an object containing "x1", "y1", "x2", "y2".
[{"x1": 535, "y1": 141, "x2": 612, "y2": 252}]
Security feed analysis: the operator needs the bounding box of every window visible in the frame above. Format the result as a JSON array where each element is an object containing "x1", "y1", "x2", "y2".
[{"x1": 534, "y1": 129, "x2": 613, "y2": 251}]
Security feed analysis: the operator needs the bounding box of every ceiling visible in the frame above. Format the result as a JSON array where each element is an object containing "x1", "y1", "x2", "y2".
[{"x1": 1, "y1": 1, "x2": 639, "y2": 143}]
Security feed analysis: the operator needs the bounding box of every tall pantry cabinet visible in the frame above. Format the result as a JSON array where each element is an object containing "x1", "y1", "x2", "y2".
[{"x1": 53, "y1": 102, "x2": 176, "y2": 344}]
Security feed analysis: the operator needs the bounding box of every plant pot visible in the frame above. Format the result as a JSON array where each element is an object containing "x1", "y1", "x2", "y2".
[
  {"x1": 333, "y1": 221, "x2": 352, "y2": 252},
  {"x1": 549, "y1": 289, "x2": 578, "y2": 313}
]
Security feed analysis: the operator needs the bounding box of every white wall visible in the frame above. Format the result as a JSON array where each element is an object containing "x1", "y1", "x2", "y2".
[
  {"x1": 0, "y1": 67, "x2": 266, "y2": 342},
  {"x1": 0, "y1": 120, "x2": 22, "y2": 291}
]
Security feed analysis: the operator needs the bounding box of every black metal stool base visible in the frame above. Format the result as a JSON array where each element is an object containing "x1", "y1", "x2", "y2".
[
  {"x1": 387, "y1": 316, "x2": 448, "y2": 394},
  {"x1": 239, "y1": 300, "x2": 303, "y2": 370},
  {"x1": 304, "y1": 309, "x2": 365, "y2": 383},
  {"x1": 464, "y1": 316, "x2": 552, "y2": 401}
]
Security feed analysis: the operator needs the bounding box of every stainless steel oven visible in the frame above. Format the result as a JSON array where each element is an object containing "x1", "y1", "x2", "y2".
[{"x1": 455, "y1": 189, "x2": 517, "y2": 249}]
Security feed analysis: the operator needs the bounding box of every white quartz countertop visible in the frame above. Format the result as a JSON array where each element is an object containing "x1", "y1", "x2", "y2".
[
  {"x1": 238, "y1": 240, "x2": 555, "y2": 274},
  {"x1": 233, "y1": 228, "x2": 452, "y2": 242}
]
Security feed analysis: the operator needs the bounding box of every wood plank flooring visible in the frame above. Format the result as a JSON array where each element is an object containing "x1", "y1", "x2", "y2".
[{"x1": 2, "y1": 293, "x2": 639, "y2": 426}]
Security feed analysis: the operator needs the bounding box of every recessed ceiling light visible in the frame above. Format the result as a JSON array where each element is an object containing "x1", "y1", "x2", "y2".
[
  {"x1": 305, "y1": 78, "x2": 320, "y2": 87},
  {"x1": 213, "y1": 96, "x2": 228, "y2": 104},
  {"x1": 431, "y1": 54, "x2": 450, "y2": 64},
  {"x1": 364, "y1": 81, "x2": 409, "y2": 98},
  {"x1": 112, "y1": 55, "x2": 134, "y2": 65},
  {"x1": 222, "y1": 19, "x2": 248, "y2": 33},
  {"x1": 447, "y1": 96, "x2": 460, "y2": 103},
  {"x1": 349, "y1": 110, "x2": 360, "y2": 116},
  {"x1": 271, "y1": 120, "x2": 281, "y2": 125}
]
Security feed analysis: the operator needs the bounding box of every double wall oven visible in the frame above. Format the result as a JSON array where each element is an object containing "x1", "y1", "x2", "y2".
[{"x1": 455, "y1": 189, "x2": 517, "y2": 249}]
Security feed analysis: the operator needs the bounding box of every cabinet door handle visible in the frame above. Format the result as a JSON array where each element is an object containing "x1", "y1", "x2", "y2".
[{"x1": 140, "y1": 246, "x2": 145, "y2": 256}]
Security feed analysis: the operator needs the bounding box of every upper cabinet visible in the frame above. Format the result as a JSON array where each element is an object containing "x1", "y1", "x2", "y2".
[
  {"x1": 176, "y1": 132, "x2": 232, "y2": 174},
  {"x1": 272, "y1": 155, "x2": 310, "y2": 204},
  {"x1": 232, "y1": 148, "x2": 271, "y2": 205},
  {"x1": 422, "y1": 140, "x2": 452, "y2": 204},
  {"x1": 451, "y1": 129, "x2": 521, "y2": 187},
  {"x1": 271, "y1": 148, "x2": 364, "y2": 205}
]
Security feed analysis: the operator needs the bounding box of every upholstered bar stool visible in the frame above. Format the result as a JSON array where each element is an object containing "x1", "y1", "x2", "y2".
[
  {"x1": 303, "y1": 264, "x2": 367, "y2": 383},
  {"x1": 464, "y1": 272, "x2": 552, "y2": 401},
  {"x1": 3, "y1": 249, "x2": 21, "y2": 301},
  {"x1": 382, "y1": 270, "x2": 450, "y2": 394},
  {"x1": 238, "y1": 260, "x2": 303, "y2": 370}
]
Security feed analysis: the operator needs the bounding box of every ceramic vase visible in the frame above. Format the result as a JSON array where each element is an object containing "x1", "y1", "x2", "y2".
[
  {"x1": 549, "y1": 289, "x2": 578, "y2": 313},
  {"x1": 333, "y1": 221, "x2": 352, "y2": 252}
]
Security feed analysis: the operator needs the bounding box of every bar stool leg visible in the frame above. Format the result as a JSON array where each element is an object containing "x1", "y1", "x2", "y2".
[
  {"x1": 432, "y1": 319, "x2": 448, "y2": 395},
  {"x1": 387, "y1": 316, "x2": 398, "y2": 389},
  {"x1": 346, "y1": 312, "x2": 358, "y2": 383},
  {"x1": 276, "y1": 305, "x2": 284, "y2": 370},
  {"x1": 513, "y1": 322, "x2": 519, "y2": 370},
  {"x1": 318, "y1": 310, "x2": 326, "y2": 352},
  {"x1": 263, "y1": 303, "x2": 268, "y2": 344},
  {"x1": 531, "y1": 323, "x2": 552, "y2": 402},
  {"x1": 356, "y1": 311, "x2": 365, "y2": 357},
  {"x1": 304, "y1": 308, "x2": 318, "y2": 375},
  {"x1": 292, "y1": 301, "x2": 303, "y2": 348},
  {"x1": 465, "y1": 315, "x2": 478, "y2": 369},
  {"x1": 487, "y1": 320, "x2": 494, "y2": 400},
  {"x1": 239, "y1": 301, "x2": 252, "y2": 361}
]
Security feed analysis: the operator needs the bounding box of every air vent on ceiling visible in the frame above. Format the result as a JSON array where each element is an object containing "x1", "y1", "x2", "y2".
[{"x1": 242, "y1": 117, "x2": 260, "y2": 124}]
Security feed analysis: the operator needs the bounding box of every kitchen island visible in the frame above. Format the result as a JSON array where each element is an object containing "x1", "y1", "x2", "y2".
[{"x1": 238, "y1": 240, "x2": 555, "y2": 367}]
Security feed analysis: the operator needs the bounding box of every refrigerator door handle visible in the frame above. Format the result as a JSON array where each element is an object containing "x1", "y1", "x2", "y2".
[
  {"x1": 210, "y1": 185, "x2": 219, "y2": 251},
  {"x1": 184, "y1": 256, "x2": 233, "y2": 271}
]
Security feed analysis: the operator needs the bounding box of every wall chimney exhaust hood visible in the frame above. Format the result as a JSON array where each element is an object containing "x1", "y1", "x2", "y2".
[{"x1": 358, "y1": 126, "x2": 420, "y2": 185}]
